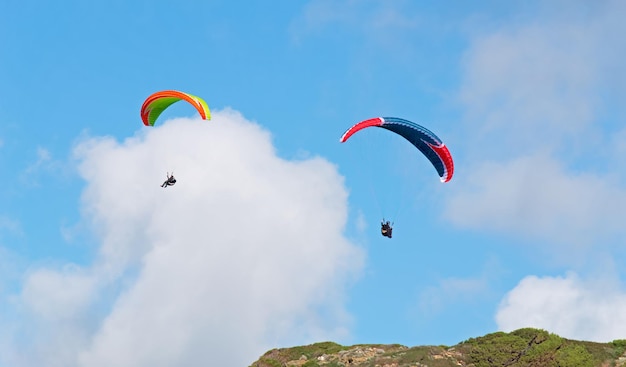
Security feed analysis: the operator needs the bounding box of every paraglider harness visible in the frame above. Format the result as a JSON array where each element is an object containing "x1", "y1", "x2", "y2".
[
  {"x1": 381, "y1": 219, "x2": 393, "y2": 238},
  {"x1": 161, "y1": 172, "x2": 176, "y2": 188}
]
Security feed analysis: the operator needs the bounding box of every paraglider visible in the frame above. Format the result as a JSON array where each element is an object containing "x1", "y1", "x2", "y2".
[
  {"x1": 141, "y1": 90, "x2": 211, "y2": 126},
  {"x1": 381, "y1": 220, "x2": 393, "y2": 238},
  {"x1": 340, "y1": 117, "x2": 454, "y2": 238},
  {"x1": 140, "y1": 90, "x2": 210, "y2": 188},
  {"x1": 161, "y1": 172, "x2": 176, "y2": 188}
]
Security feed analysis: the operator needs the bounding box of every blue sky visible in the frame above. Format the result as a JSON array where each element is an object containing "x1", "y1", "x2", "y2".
[{"x1": 2, "y1": 1, "x2": 626, "y2": 366}]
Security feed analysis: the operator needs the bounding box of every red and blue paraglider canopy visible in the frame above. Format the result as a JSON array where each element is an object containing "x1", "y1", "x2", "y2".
[{"x1": 340, "y1": 117, "x2": 454, "y2": 183}]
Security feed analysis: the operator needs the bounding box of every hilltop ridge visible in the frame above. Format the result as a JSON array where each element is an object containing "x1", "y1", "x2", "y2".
[{"x1": 250, "y1": 328, "x2": 626, "y2": 367}]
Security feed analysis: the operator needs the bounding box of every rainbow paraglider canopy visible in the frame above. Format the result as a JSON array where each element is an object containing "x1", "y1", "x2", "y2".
[{"x1": 140, "y1": 90, "x2": 210, "y2": 126}]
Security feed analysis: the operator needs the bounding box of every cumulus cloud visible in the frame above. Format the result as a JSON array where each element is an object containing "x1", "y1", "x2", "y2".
[
  {"x1": 496, "y1": 272, "x2": 626, "y2": 342},
  {"x1": 1, "y1": 109, "x2": 363, "y2": 367},
  {"x1": 447, "y1": 1, "x2": 626, "y2": 252},
  {"x1": 445, "y1": 153, "x2": 626, "y2": 249},
  {"x1": 3, "y1": 266, "x2": 100, "y2": 367},
  {"x1": 460, "y1": 24, "x2": 597, "y2": 155},
  {"x1": 451, "y1": 3, "x2": 626, "y2": 339},
  {"x1": 459, "y1": 1, "x2": 626, "y2": 158}
]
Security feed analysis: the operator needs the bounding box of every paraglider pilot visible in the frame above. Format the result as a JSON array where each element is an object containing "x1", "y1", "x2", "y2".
[
  {"x1": 381, "y1": 219, "x2": 393, "y2": 238},
  {"x1": 161, "y1": 172, "x2": 176, "y2": 188}
]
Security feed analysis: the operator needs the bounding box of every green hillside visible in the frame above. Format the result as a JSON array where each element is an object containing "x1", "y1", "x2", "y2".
[{"x1": 250, "y1": 328, "x2": 626, "y2": 367}]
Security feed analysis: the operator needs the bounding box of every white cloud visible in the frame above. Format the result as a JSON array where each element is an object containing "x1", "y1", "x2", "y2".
[
  {"x1": 496, "y1": 272, "x2": 626, "y2": 342},
  {"x1": 460, "y1": 24, "x2": 596, "y2": 152},
  {"x1": 445, "y1": 153, "x2": 626, "y2": 250},
  {"x1": 21, "y1": 266, "x2": 98, "y2": 323},
  {"x1": 458, "y1": 0, "x2": 626, "y2": 159},
  {"x1": 1, "y1": 109, "x2": 364, "y2": 367},
  {"x1": 453, "y1": 1, "x2": 626, "y2": 346},
  {"x1": 447, "y1": 1, "x2": 626, "y2": 253},
  {"x1": 10, "y1": 267, "x2": 100, "y2": 367}
]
